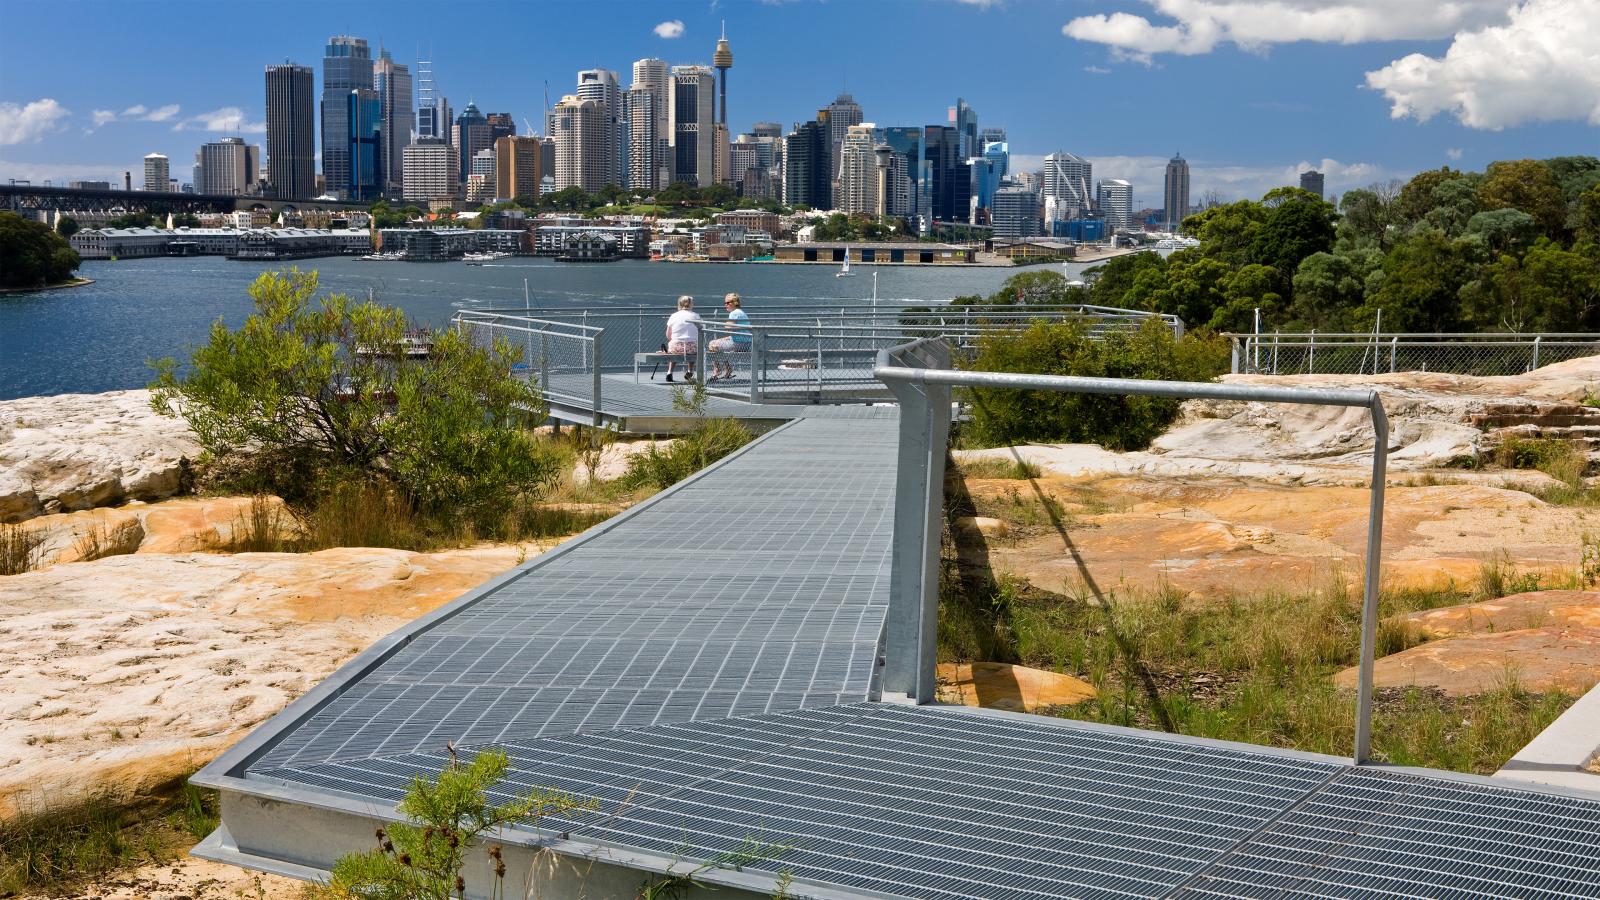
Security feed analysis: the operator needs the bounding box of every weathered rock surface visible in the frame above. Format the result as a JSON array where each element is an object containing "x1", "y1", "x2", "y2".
[
  {"x1": 0, "y1": 544, "x2": 536, "y2": 818},
  {"x1": 15, "y1": 496, "x2": 271, "y2": 566},
  {"x1": 936, "y1": 662, "x2": 1096, "y2": 712},
  {"x1": 1401, "y1": 591, "x2": 1600, "y2": 638},
  {"x1": 0, "y1": 390, "x2": 198, "y2": 523}
]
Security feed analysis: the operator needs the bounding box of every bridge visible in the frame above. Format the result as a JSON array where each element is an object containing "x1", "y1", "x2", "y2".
[
  {"x1": 0, "y1": 183, "x2": 370, "y2": 216},
  {"x1": 191, "y1": 319, "x2": 1600, "y2": 898}
]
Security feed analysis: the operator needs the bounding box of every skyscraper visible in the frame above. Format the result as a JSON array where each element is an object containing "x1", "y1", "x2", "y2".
[
  {"x1": 195, "y1": 137, "x2": 259, "y2": 196},
  {"x1": 949, "y1": 98, "x2": 978, "y2": 158},
  {"x1": 550, "y1": 95, "x2": 607, "y2": 191},
  {"x1": 486, "y1": 113, "x2": 516, "y2": 143},
  {"x1": 143, "y1": 153, "x2": 169, "y2": 192},
  {"x1": 752, "y1": 121, "x2": 782, "y2": 139},
  {"x1": 669, "y1": 65, "x2": 714, "y2": 187},
  {"x1": 624, "y1": 86, "x2": 657, "y2": 191},
  {"x1": 495, "y1": 135, "x2": 541, "y2": 201},
  {"x1": 1043, "y1": 152, "x2": 1093, "y2": 221},
  {"x1": 452, "y1": 102, "x2": 490, "y2": 182},
  {"x1": 373, "y1": 50, "x2": 413, "y2": 195},
  {"x1": 882, "y1": 126, "x2": 928, "y2": 231},
  {"x1": 713, "y1": 23, "x2": 733, "y2": 129},
  {"x1": 1164, "y1": 153, "x2": 1190, "y2": 231},
  {"x1": 983, "y1": 140, "x2": 1009, "y2": 179},
  {"x1": 991, "y1": 184, "x2": 1042, "y2": 238},
  {"x1": 837, "y1": 123, "x2": 880, "y2": 215},
  {"x1": 576, "y1": 69, "x2": 622, "y2": 187},
  {"x1": 924, "y1": 125, "x2": 959, "y2": 222},
  {"x1": 321, "y1": 35, "x2": 373, "y2": 200},
  {"x1": 968, "y1": 157, "x2": 998, "y2": 222},
  {"x1": 402, "y1": 138, "x2": 456, "y2": 203},
  {"x1": 347, "y1": 88, "x2": 382, "y2": 202},
  {"x1": 825, "y1": 93, "x2": 863, "y2": 178},
  {"x1": 265, "y1": 63, "x2": 315, "y2": 199},
  {"x1": 784, "y1": 115, "x2": 831, "y2": 210},
  {"x1": 415, "y1": 58, "x2": 445, "y2": 141},
  {"x1": 1098, "y1": 178, "x2": 1133, "y2": 232},
  {"x1": 1299, "y1": 169, "x2": 1325, "y2": 198},
  {"x1": 631, "y1": 59, "x2": 669, "y2": 190}
]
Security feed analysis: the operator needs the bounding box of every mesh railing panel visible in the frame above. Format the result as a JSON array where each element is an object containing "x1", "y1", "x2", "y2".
[
  {"x1": 455, "y1": 316, "x2": 601, "y2": 411},
  {"x1": 1235, "y1": 335, "x2": 1600, "y2": 377}
]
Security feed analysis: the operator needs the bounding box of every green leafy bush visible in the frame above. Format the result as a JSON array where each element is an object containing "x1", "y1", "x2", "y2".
[
  {"x1": 963, "y1": 319, "x2": 1227, "y2": 450},
  {"x1": 0, "y1": 211, "x2": 80, "y2": 289},
  {"x1": 622, "y1": 418, "x2": 754, "y2": 491},
  {"x1": 150, "y1": 269, "x2": 561, "y2": 540}
]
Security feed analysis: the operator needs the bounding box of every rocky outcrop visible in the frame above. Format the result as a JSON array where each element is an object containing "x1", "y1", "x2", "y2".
[
  {"x1": 0, "y1": 390, "x2": 199, "y2": 523},
  {"x1": 936, "y1": 662, "x2": 1096, "y2": 712}
]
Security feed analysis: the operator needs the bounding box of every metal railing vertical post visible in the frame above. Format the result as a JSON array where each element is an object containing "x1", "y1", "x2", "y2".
[
  {"x1": 696, "y1": 330, "x2": 707, "y2": 387},
  {"x1": 540, "y1": 332, "x2": 550, "y2": 400},
  {"x1": 1309, "y1": 329, "x2": 1316, "y2": 374},
  {"x1": 591, "y1": 330, "x2": 603, "y2": 425},
  {"x1": 1533, "y1": 335, "x2": 1542, "y2": 371},
  {"x1": 1390, "y1": 336, "x2": 1398, "y2": 373},
  {"x1": 1231, "y1": 336, "x2": 1241, "y2": 374},
  {"x1": 1354, "y1": 402, "x2": 1389, "y2": 764},
  {"x1": 749, "y1": 328, "x2": 763, "y2": 404}
]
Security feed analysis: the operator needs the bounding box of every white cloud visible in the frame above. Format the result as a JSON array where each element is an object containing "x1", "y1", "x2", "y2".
[
  {"x1": 91, "y1": 109, "x2": 117, "y2": 128},
  {"x1": 1010, "y1": 152, "x2": 1391, "y2": 205},
  {"x1": 955, "y1": 0, "x2": 1003, "y2": 7},
  {"x1": 1365, "y1": 0, "x2": 1600, "y2": 130},
  {"x1": 0, "y1": 157, "x2": 126, "y2": 184},
  {"x1": 86, "y1": 102, "x2": 183, "y2": 130},
  {"x1": 0, "y1": 98, "x2": 70, "y2": 144},
  {"x1": 1446, "y1": 147, "x2": 1464, "y2": 160},
  {"x1": 653, "y1": 19, "x2": 685, "y2": 38},
  {"x1": 1083, "y1": 65, "x2": 1112, "y2": 75},
  {"x1": 1063, "y1": 1, "x2": 1512, "y2": 62},
  {"x1": 121, "y1": 104, "x2": 147, "y2": 117},
  {"x1": 175, "y1": 106, "x2": 265, "y2": 133},
  {"x1": 142, "y1": 104, "x2": 181, "y2": 122}
]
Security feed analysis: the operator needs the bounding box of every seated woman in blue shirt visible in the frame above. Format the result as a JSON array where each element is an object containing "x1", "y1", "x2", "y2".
[{"x1": 707, "y1": 292, "x2": 751, "y2": 382}]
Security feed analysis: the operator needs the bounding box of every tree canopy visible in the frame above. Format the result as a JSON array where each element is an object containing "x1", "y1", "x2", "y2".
[{"x1": 0, "y1": 211, "x2": 81, "y2": 288}]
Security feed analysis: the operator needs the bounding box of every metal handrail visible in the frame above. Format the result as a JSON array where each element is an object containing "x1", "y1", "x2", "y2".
[{"x1": 874, "y1": 337, "x2": 1390, "y2": 765}]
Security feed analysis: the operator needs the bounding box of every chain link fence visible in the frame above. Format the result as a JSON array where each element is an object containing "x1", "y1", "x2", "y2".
[{"x1": 1230, "y1": 333, "x2": 1600, "y2": 377}]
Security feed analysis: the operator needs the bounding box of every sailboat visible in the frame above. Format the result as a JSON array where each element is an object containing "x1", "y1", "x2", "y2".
[{"x1": 836, "y1": 248, "x2": 855, "y2": 277}]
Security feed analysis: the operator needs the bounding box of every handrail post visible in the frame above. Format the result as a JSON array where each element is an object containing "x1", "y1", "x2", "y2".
[
  {"x1": 1309, "y1": 329, "x2": 1316, "y2": 374},
  {"x1": 1230, "y1": 335, "x2": 1241, "y2": 375},
  {"x1": 591, "y1": 329, "x2": 603, "y2": 426},
  {"x1": 1532, "y1": 335, "x2": 1541, "y2": 371},
  {"x1": 540, "y1": 332, "x2": 550, "y2": 402},
  {"x1": 1354, "y1": 400, "x2": 1389, "y2": 764},
  {"x1": 749, "y1": 328, "x2": 763, "y2": 404},
  {"x1": 1390, "y1": 336, "x2": 1398, "y2": 373},
  {"x1": 696, "y1": 327, "x2": 707, "y2": 391}
]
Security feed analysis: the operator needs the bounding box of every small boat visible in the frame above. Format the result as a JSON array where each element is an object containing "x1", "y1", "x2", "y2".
[{"x1": 836, "y1": 249, "x2": 855, "y2": 277}]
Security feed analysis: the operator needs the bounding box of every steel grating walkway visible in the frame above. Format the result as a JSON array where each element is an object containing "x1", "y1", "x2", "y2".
[{"x1": 199, "y1": 414, "x2": 1600, "y2": 899}]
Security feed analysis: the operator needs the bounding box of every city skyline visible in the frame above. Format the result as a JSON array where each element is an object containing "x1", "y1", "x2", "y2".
[{"x1": 1, "y1": 0, "x2": 1595, "y2": 208}]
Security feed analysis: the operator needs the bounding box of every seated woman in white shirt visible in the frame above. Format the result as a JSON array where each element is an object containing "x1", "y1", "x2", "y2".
[{"x1": 664, "y1": 295, "x2": 703, "y2": 382}]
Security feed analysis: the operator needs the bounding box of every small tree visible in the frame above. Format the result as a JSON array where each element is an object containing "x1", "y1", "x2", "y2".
[
  {"x1": 56, "y1": 215, "x2": 80, "y2": 238},
  {"x1": 150, "y1": 269, "x2": 559, "y2": 532},
  {"x1": 327, "y1": 748, "x2": 594, "y2": 900}
]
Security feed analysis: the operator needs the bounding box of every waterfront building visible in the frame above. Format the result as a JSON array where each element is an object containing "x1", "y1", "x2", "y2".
[
  {"x1": 347, "y1": 88, "x2": 383, "y2": 202},
  {"x1": 1300, "y1": 169, "x2": 1325, "y2": 198},
  {"x1": 669, "y1": 65, "x2": 715, "y2": 187},
  {"x1": 321, "y1": 36, "x2": 373, "y2": 200},
  {"x1": 1043, "y1": 152, "x2": 1093, "y2": 221},
  {"x1": 373, "y1": 51, "x2": 413, "y2": 196},
  {"x1": 825, "y1": 92, "x2": 863, "y2": 178},
  {"x1": 949, "y1": 98, "x2": 978, "y2": 158},
  {"x1": 532, "y1": 224, "x2": 649, "y2": 257},
  {"x1": 783, "y1": 116, "x2": 831, "y2": 211},
  {"x1": 1164, "y1": 153, "x2": 1190, "y2": 231},
  {"x1": 452, "y1": 102, "x2": 491, "y2": 182},
  {"x1": 265, "y1": 63, "x2": 315, "y2": 200},
  {"x1": 1098, "y1": 178, "x2": 1133, "y2": 233},
  {"x1": 715, "y1": 208, "x2": 779, "y2": 235},
  {"x1": 576, "y1": 69, "x2": 622, "y2": 187},
  {"x1": 143, "y1": 153, "x2": 169, "y2": 193},
  {"x1": 551, "y1": 95, "x2": 608, "y2": 192},
  {"x1": 194, "y1": 138, "x2": 259, "y2": 196},
  {"x1": 401, "y1": 138, "x2": 457, "y2": 203},
  {"x1": 70, "y1": 226, "x2": 369, "y2": 260},
  {"x1": 773, "y1": 241, "x2": 974, "y2": 264},
  {"x1": 495, "y1": 135, "x2": 541, "y2": 202}
]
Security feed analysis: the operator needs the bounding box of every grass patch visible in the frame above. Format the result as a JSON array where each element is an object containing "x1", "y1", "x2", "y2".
[
  {"x1": 620, "y1": 419, "x2": 754, "y2": 492},
  {"x1": 0, "y1": 522, "x2": 47, "y2": 575},
  {"x1": 72, "y1": 518, "x2": 145, "y2": 562},
  {"x1": 955, "y1": 456, "x2": 1042, "y2": 480},
  {"x1": 1492, "y1": 436, "x2": 1596, "y2": 506}
]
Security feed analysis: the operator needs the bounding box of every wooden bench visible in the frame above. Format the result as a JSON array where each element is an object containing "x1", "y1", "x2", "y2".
[{"x1": 633, "y1": 348, "x2": 747, "y2": 382}]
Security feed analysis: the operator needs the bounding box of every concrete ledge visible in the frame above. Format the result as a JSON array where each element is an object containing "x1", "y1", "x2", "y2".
[{"x1": 1495, "y1": 679, "x2": 1600, "y2": 793}]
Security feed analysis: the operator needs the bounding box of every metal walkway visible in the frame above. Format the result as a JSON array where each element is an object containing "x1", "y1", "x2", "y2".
[{"x1": 195, "y1": 409, "x2": 1600, "y2": 898}]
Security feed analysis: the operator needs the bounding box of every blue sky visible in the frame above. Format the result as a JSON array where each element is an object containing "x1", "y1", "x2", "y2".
[{"x1": 2, "y1": 0, "x2": 1595, "y2": 208}]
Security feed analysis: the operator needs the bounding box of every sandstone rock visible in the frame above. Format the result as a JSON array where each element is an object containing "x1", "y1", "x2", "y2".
[
  {"x1": 0, "y1": 390, "x2": 199, "y2": 523},
  {"x1": 955, "y1": 515, "x2": 1010, "y2": 539},
  {"x1": 0, "y1": 544, "x2": 538, "y2": 817},
  {"x1": 15, "y1": 496, "x2": 274, "y2": 566},
  {"x1": 1334, "y1": 626, "x2": 1600, "y2": 696},
  {"x1": 1399, "y1": 591, "x2": 1600, "y2": 639},
  {"x1": 936, "y1": 662, "x2": 1096, "y2": 712}
]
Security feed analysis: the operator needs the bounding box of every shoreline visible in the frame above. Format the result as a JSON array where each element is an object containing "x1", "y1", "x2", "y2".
[{"x1": 0, "y1": 276, "x2": 95, "y2": 295}]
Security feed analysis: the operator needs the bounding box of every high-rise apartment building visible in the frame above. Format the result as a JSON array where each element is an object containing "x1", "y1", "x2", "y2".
[
  {"x1": 1097, "y1": 178, "x2": 1133, "y2": 232},
  {"x1": 143, "y1": 153, "x2": 169, "y2": 192},
  {"x1": 265, "y1": 63, "x2": 315, "y2": 199},
  {"x1": 825, "y1": 93, "x2": 863, "y2": 178},
  {"x1": 452, "y1": 102, "x2": 490, "y2": 182},
  {"x1": 669, "y1": 66, "x2": 715, "y2": 187},
  {"x1": 1299, "y1": 169, "x2": 1324, "y2": 198},
  {"x1": 551, "y1": 95, "x2": 608, "y2": 192},
  {"x1": 991, "y1": 184, "x2": 1042, "y2": 238},
  {"x1": 495, "y1": 135, "x2": 541, "y2": 201},
  {"x1": 837, "y1": 123, "x2": 879, "y2": 215},
  {"x1": 347, "y1": 88, "x2": 382, "y2": 202},
  {"x1": 401, "y1": 138, "x2": 456, "y2": 203},
  {"x1": 373, "y1": 51, "x2": 413, "y2": 195},
  {"x1": 732, "y1": 131, "x2": 783, "y2": 200},
  {"x1": 1164, "y1": 153, "x2": 1190, "y2": 231},
  {"x1": 624, "y1": 86, "x2": 657, "y2": 191},
  {"x1": 1043, "y1": 152, "x2": 1093, "y2": 221},
  {"x1": 576, "y1": 69, "x2": 622, "y2": 187},
  {"x1": 631, "y1": 58, "x2": 669, "y2": 190},
  {"x1": 783, "y1": 116, "x2": 831, "y2": 210},
  {"x1": 194, "y1": 137, "x2": 259, "y2": 196},
  {"x1": 321, "y1": 35, "x2": 372, "y2": 199}
]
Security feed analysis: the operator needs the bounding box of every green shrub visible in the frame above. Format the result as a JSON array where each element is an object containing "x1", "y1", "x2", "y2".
[
  {"x1": 622, "y1": 418, "x2": 754, "y2": 491},
  {"x1": 0, "y1": 211, "x2": 81, "y2": 289},
  {"x1": 151, "y1": 269, "x2": 561, "y2": 539},
  {"x1": 963, "y1": 318, "x2": 1228, "y2": 450}
]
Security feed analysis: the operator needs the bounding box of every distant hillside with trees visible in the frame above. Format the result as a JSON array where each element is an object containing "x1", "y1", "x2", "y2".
[{"x1": 1076, "y1": 157, "x2": 1600, "y2": 334}]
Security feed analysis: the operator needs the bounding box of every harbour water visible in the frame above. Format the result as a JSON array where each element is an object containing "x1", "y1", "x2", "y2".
[{"x1": 0, "y1": 256, "x2": 1105, "y2": 399}]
